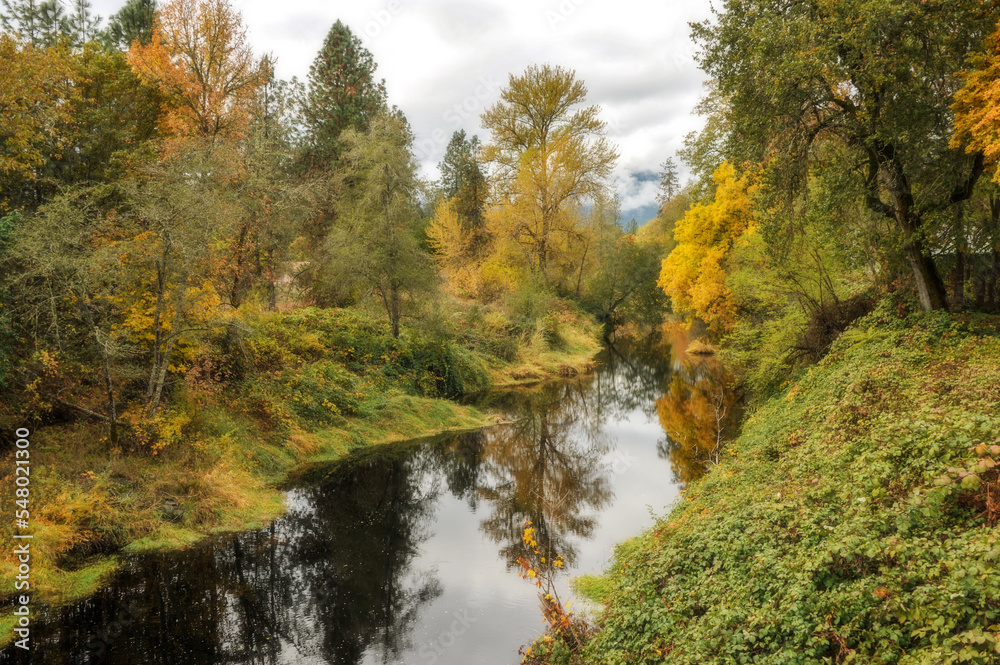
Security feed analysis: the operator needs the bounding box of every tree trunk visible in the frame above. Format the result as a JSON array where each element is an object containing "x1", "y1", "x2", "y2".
[
  {"x1": 990, "y1": 247, "x2": 1000, "y2": 313},
  {"x1": 905, "y1": 241, "x2": 949, "y2": 312},
  {"x1": 76, "y1": 292, "x2": 118, "y2": 444},
  {"x1": 145, "y1": 261, "x2": 167, "y2": 405},
  {"x1": 146, "y1": 267, "x2": 187, "y2": 419},
  {"x1": 389, "y1": 286, "x2": 400, "y2": 339},
  {"x1": 974, "y1": 268, "x2": 987, "y2": 311},
  {"x1": 868, "y1": 144, "x2": 953, "y2": 311},
  {"x1": 950, "y1": 206, "x2": 966, "y2": 311}
]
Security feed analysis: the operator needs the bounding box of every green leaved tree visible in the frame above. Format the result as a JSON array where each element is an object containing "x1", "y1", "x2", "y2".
[
  {"x1": 66, "y1": 0, "x2": 99, "y2": 45},
  {"x1": 322, "y1": 114, "x2": 436, "y2": 338},
  {"x1": 0, "y1": 0, "x2": 41, "y2": 43},
  {"x1": 692, "y1": 0, "x2": 994, "y2": 311},
  {"x1": 101, "y1": 0, "x2": 154, "y2": 51}
]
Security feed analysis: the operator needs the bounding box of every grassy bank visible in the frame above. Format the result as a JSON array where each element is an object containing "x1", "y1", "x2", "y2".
[
  {"x1": 0, "y1": 299, "x2": 601, "y2": 643},
  {"x1": 529, "y1": 305, "x2": 1000, "y2": 664}
]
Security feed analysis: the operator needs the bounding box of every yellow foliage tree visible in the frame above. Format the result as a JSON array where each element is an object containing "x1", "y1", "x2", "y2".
[
  {"x1": 658, "y1": 162, "x2": 756, "y2": 332},
  {"x1": 0, "y1": 36, "x2": 74, "y2": 209},
  {"x1": 427, "y1": 197, "x2": 483, "y2": 295},
  {"x1": 953, "y1": 18, "x2": 1000, "y2": 182},
  {"x1": 481, "y1": 65, "x2": 618, "y2": 287}
]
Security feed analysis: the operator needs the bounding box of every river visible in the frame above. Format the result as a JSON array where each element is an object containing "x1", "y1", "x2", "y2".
[{"x1": 2, "y1": 334, "x2": 737, "y2": 665}]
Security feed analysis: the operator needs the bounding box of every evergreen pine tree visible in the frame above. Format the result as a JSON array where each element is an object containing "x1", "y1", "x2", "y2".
[
  {"x1": 656, "y1": 157, "x2": 679, "y2": 209},
  {"x1": 439, "y1": 130, "x2": 486, "y2": 234},
  {"x1": 1, "y1": 0, "x2": 42, "y2": 43},
  {"x1": 301, "y1": 20, "x2": 387, "y2": 170},
  {"x1": 66, "y1": 0, "x2": 99, "y2": 45},
  {"x1": 36, "y1": 0, "x2": 68, "y2": 46},
  {"x1": 101, "y1": 0, "x2": 154, "y2": 51}
]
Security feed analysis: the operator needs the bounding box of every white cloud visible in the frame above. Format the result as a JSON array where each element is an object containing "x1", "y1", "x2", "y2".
[{"x1": 90, "y1": 0, "x2": 715, "y2": 221}]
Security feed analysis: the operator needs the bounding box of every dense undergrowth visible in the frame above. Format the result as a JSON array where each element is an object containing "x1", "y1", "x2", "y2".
[
  {"x1": 0, "y1": 297, "x2": 601, "y2": 640},
  {"x1": 527, "y1": 303, "x2": 1000, "y2": 664}
]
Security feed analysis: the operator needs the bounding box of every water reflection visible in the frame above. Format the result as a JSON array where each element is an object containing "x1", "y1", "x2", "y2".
[
  {"x1": 10, "y1": 453, "x2": 443, "y2": 665},
  {"x1": 2, "y1": 337, "x2": 738, "y2": 665},
  {"x1": 655, "y1": 326, "x2": 741, "y2": 485},
  {"x1": 477, "y1": 380, "x2": 613, "y2": 571}
]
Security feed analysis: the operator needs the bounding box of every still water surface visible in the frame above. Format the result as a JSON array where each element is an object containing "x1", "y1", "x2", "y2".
[{"x1": 3, "y1": 338, "x2": 736, "y2": 664}]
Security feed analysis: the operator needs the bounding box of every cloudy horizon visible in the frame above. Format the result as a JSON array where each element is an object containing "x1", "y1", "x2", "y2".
[{"x1": 88, "y1": 0, "x2": 716, "y2": 223}]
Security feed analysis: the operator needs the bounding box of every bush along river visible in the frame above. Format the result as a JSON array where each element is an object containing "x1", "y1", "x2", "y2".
[{"x1": 1, "y1": 334, "x2": 740, "y2": 665}]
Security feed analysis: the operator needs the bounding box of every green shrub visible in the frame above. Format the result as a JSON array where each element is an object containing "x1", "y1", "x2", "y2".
[{"x1": 575, "y1": 312, "x2": 1000, "y2": 665}]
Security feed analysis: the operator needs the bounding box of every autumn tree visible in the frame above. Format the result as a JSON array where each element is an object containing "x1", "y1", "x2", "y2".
[
  {"x1": 659, "y1": 162, "x2": 756, "y2": 332},
  {"x1": 954, "y1": 18, "x2": 1000, "y2": 184},
  {"x1": 427, "y1": 198, "x2": 479, "y2": 294},
  {"x1": 5, "y1": 149, "x2": 231, "y2": 439},
  {"x1": 0, "y1": 35, "x2": 74, "y2": 210},
  {"x1": 427, "y1": 131, "x2": 491, "y2": 293},
  {"x1": 693, "y1": 0, "x2": 994, "y2": 311},
  {"x1": 322, "y1": 114, "x2": 436, "y2": 338},
  {"x1": 127, "y1": 0, "x2": 264, "y2": 142},
  {"x1": 481, "y1": 64, "x2": 618, "y2": 282},
  {"x1": 101, "y1": 0, "x2": 155, "y2": 51},
  {"x1": 301, "y1": 20, "x2": 387, "y2": 171}
]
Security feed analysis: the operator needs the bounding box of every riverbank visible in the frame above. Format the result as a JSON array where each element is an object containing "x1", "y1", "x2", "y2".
[
  {"x1": 0, "y1": 300, "x2": 602, "y2": 644},
  {"x1": 527, "y1": 306, "x2": 1000, "y2": 664}
]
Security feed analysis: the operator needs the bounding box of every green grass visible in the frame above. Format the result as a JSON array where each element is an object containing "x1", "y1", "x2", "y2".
[
  {"x1": 530, "y1": 306, "x2": 1000, "y2": 665},
  {"x1": 572, "y1": 573, "x2": 614, "y2": 605}
]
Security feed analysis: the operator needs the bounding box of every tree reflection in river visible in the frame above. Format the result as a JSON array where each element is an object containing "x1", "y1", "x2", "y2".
[
  {"x1": 276, "y1": 451, "x2": 443, "y2": 662},
  {"x1": 655, "y1": 326, "x2": 741, "y2": 485},
  {"x1": 18, "y1": 452, "x2": 442, "y2": 665},
  {"x1": 477, "y1": 379, "x2": 614, "y2": 573}
]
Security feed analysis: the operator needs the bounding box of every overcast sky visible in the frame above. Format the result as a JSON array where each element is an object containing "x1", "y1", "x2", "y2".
[{"x1": 89, "y1": 0, "x2": 716, "y2": 222}]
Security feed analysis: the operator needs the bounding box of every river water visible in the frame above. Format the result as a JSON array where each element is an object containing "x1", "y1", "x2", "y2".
[{"x1": 2, "y1": 336, "x2": 736, "y2": 665}]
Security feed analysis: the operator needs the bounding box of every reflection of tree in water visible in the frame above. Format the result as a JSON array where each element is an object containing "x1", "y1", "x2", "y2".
[
  {"x1": 17, "y1": 452, "x2": 442, "y2": 665},
  {"x1": 594, "y1": 339, "x2": 674, "y2": 421},
  {"x1": 655, "y1": 332, "x2": 741, "y2": 486},
  {"x1": 275, "y1": 451, "x2": 443, "y2": 663},
  {"x1": 473, "y1": 379, "x2": 614, "y2": 576}
]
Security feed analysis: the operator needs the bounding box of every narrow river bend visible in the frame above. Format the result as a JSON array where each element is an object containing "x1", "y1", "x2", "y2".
[{"x1": 3, "y1": 337, "x2": 737, "y2": 665}]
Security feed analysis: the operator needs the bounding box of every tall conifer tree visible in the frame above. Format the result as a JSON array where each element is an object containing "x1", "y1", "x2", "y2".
[
  {"x1": 439, "y1": 130, "x2": 487, "y2": 235},
  {"x1": 66, "y1": 0, "x2": 99, "y2": 45},
  {"x1": 1, "y1": 0, "x2": 41, "y2": 43},
  {"x1": 301, "y1": 20, "x2": 387, "y2": 170},
  {"x1": 36, "y1": 0, "x2": 68, "y2": 45}
]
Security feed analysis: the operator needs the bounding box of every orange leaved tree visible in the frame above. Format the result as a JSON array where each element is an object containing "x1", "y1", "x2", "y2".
[
  {"x1": 953, "y1": 18, "x2": 1000, "y2": 183},
  {"x1": 127, "y1": 0, "x2": 264, "y2": 143}
]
